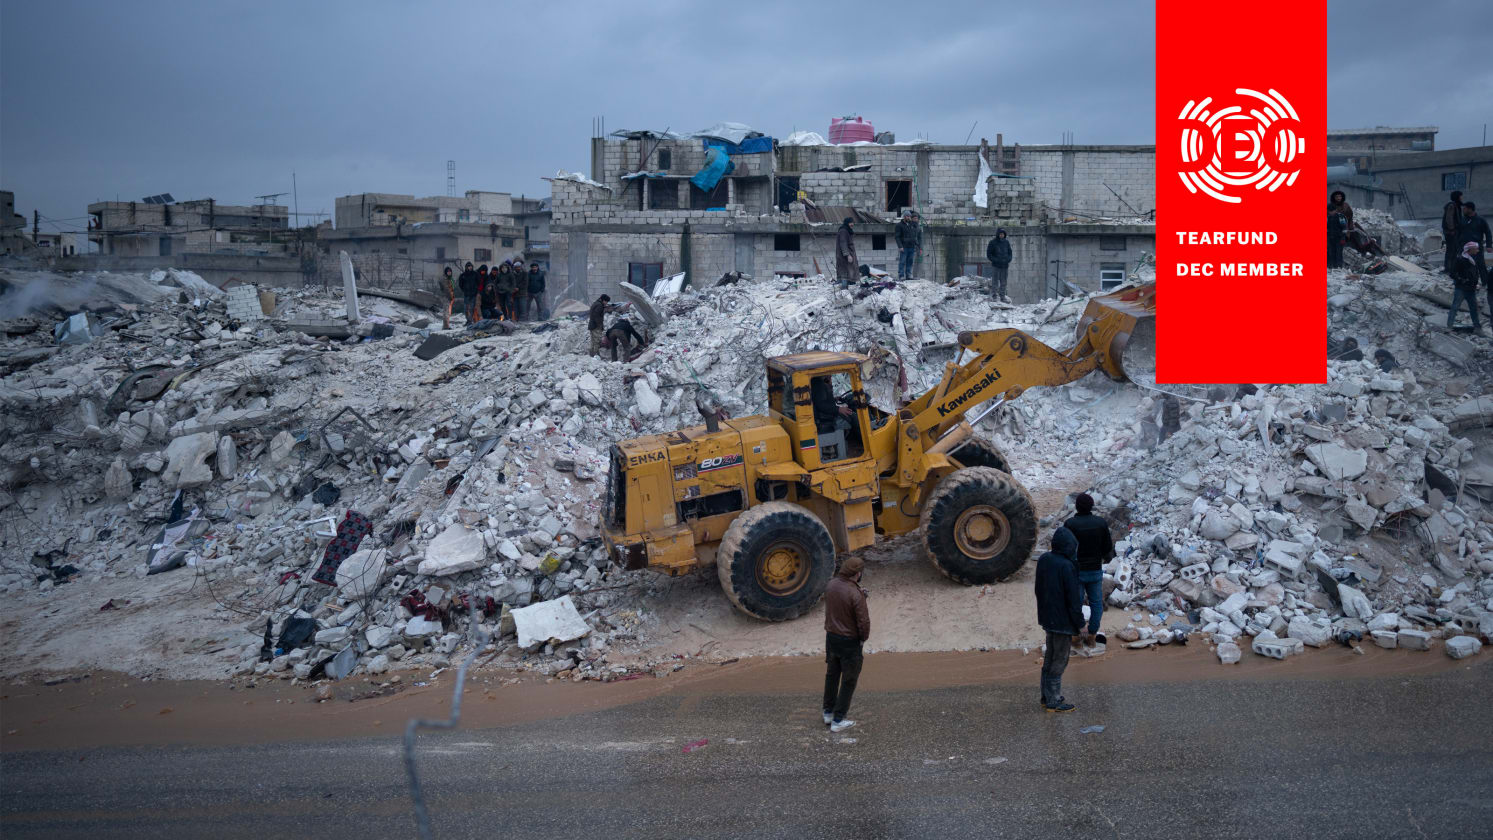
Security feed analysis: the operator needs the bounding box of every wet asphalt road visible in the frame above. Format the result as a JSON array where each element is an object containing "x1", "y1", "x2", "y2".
[{"x1": 4, "y1": 663, "x2": 1492, "y2": 840}]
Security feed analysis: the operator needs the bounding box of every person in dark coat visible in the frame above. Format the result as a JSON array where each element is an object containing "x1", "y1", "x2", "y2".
[
  {"x1": 480, "y1": 265, "x2": 503, "y2": 320},
  {"x1": 987, "y1": 228, "x2": 1013, "y2": 302},
  {"x1": 894, "y1": 210, "x2": 921, "y2": 280},
  {"x1": 508, "y1": 261, "x2": 529, "y2": 322},
  {"x1": 1329, "y1": 191, "x2": 1383, "y2": 256},
  {"x1": 526, "y1": 262, "x2": 547, "y2": 320},
  {"x1": 1034, "y1": 527, "x2": 1086, "y2": 712},
  {"x1": 458, "y1": 262, "x2": 480, "y2": 324},
  {"x1": 1327, "y1": 206, "x2": 1347, "y2": 269},
  {"x1": 822, "y1": 554, "x2": 869, "y2": 732},
  {"x1": 1443, "y1": 191, "x2": 1465, "y2": 275},
  {"x1": 605, "y1": 317, "x2": 647, "y2": 361},
  {"x1": 835, "y1": 218, "x2": 858, "y2": 289},
  {"x1": 495, "y1": 263, "x2": 518, "y2": 320},
  {"x1": 588, "y1": 294, "x2": 614, "y2": 356},
  {"x1": 1062, "y1": 493, "x2": 1114, "y2": 645},
  {"x1": 1448, "y1": 242, "x2": 1484, "y2": 332},
  {"x1": 1459, "y1": 203, "x2": 1491, "y2": 308}
]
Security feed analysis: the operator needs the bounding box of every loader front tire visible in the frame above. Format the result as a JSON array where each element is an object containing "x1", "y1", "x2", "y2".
[
  {"x1": 717, "y1": 502, "x2": 836, "y2": 621},
  {"x1": 949, "y1": 437, "x2": 1011, "y2": 473},
  {"x1": 921, "y1": 467, "x2": 1037, "y2": 585}
]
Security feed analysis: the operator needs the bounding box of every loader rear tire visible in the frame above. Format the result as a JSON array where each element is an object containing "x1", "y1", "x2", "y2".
[
  {"x1": 950, "y1": 437, "x2": 1011, "y2": 473},
  {"x1": 921, "y1": 467, "x2": 1037, "y2": 585},
  {"x1": 717, "y1": 502, "x2": 836, "y2": 621}
]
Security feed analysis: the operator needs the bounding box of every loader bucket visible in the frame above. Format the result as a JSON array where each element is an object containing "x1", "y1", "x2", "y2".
[{"x1": 1074, "y1": 282, "x2": 1157, "y2": 385}]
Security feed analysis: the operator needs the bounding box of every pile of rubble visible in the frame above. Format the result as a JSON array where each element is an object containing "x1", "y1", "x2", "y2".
[
  {"x1": 0, "y1": 255, "x2": 1489, "y2": 684},
  {"x1": 1074, "y1": 268, "x2": 1491, "y2": 662}
]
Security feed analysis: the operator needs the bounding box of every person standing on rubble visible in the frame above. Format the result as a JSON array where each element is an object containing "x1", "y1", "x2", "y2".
[
  {"x1": 894, "y1": 210, "x2": 921, "y2": 281},
  {"x1": 526, "y1": 262, "x2": 547, "y2": 320},
  {"x1": 822, "y1": 554, "x2": 869, "y2": 733},
  {"x1": 475, "y1": 264, "x2": 491, "y2": 319},
  {"x1": 1448, "y1": 242, "x2": 1484, "y2": 332},
  {"x1": 1465, "y1": 203, "x2": 1493, "y2": 321},
  {"x1": 1442, "y1": 190, "x2": 1465, "y2": 275},
  {"x1": 1035, "y1": 526, "x2": 1087, "y2": 713},
  {"x1": 588, "y1": 294, "x2": 614, "y2": 356},
  {"x1": 503, "y1": 263, "x2": 523, "y2": 320},
  {"x1": 835, "y1": 217, "x2": 858, "y2": 289},
  {"x1": 508, "y1": 262, "x2": 530, "y2": 322},
  {"x1": 987, "y1": 228, "x2": 1013, "y2": 302},
  {"x1": 1063, "y1": 493, "x2": 1114, "y2": 648},
  {"x1": 458, "y1": 262, "x2": 480, "y2": 324},
  {"x1": 439, "y1": 265, "x2": 457, "y2": 329},
  {"x1": 1459, "y1": 202, "x2": 1490, "y2": 277},
  {"x1": 1327, "y1": 205, "x2": 1347, "y2": 269}
]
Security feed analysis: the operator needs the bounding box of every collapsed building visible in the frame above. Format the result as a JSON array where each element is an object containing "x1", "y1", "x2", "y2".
[
  {"x1": 548, "y1": 124, "x2": 1155, "y2": 305},
  {"x1": 0, "y1": 213, "x2": 1489, "y2": 681}
]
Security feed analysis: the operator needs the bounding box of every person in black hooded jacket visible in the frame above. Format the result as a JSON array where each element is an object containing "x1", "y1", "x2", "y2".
[
  {"x1": 1034, "y1": 526, "x2": 1086, "y2": 712},
  {"x1": 457, "y1": 262, "x2": 479, "y2": 324},
  {"x1": 986, "y1": 228, "x2": 1013, "y2": 302}
]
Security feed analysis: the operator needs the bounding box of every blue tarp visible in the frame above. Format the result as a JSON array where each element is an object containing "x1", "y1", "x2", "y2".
[
  {"x1": 702, "y1": 136, "x2": 774, "y2": 155},
  {"x1": 690, "y1": 147, "x2": 735, "y2": 192}
]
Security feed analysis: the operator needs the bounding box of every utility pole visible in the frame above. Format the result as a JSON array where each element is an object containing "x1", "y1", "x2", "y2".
[{"x1": 33, "y1": 210, "x2": 39, "y2": 242}]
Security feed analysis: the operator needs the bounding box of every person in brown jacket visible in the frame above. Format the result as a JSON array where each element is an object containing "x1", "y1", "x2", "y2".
[
  {"x1": 822, "y1": 554, "x2": 869, "y2": 732},
  {"x1": 588, "y1": 294, "x2": 613, "y2": 356}
]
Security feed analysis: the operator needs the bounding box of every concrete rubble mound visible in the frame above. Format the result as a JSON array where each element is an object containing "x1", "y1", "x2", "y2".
[{"x1": 0, "y1": 261, "x2": 1489, "y2": 683}]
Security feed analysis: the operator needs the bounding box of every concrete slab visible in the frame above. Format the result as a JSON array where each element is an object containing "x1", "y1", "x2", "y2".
[{"x1": 617, "y1": 281, "x2": 664, "y2": 328}]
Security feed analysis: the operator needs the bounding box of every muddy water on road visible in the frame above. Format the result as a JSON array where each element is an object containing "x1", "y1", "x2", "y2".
[{"x1": 3, "y1": 644, "x2": 1478, "y2": 752}]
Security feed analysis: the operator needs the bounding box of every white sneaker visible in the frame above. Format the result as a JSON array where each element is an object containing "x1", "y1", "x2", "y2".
[
  {"x1": 822, "y1": 711, "x2": 833, "y2": 725},
  {"x1": 830, "y1": 719, "x2": 857, "y2": 733}
]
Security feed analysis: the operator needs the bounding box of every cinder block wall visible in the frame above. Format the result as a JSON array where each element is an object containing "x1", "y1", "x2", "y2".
[
  {"x1": 1023, "y1": 147, "x2": 1155, "y2": 220},
  {"x1": 799, "y1": 171, "x2": 879, "y2": 209},
  {"x1": 1047, "y1": 234, "x2": 1152, "y2": 292}
]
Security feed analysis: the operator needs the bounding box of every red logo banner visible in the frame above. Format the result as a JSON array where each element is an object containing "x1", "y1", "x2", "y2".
[{"x1": 1155, "y1": 0, "x2": 1326, "y2": 383}]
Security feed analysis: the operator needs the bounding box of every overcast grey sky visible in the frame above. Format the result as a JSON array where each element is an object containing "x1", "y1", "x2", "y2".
[{"x1": 2, "y1": 0, "x2": 1488, "y2": 232}]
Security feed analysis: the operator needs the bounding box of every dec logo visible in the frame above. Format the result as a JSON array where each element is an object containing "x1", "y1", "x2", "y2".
[{"x1": 1176, "y1": 88, "x2": 1306, "y2": 204}]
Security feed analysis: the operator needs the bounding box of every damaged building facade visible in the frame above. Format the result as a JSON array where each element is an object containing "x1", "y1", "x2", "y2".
[
  {"x1": 1329, "y1": 143, "x2": 1493, "y2": 223},
  {"x1": 547, "y1": 128, "x2": 1155, "y2": 304},
  {"x1": 87, "y1": 199, "x2": 291, "y2": 257}
]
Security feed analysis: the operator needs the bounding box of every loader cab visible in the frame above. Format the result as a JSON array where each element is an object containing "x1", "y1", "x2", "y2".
[{"x1": 766, "y1": 352, "x2": 874, "y2": 471}]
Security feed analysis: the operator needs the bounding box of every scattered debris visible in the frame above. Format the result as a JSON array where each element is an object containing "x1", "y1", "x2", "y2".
[{"x1": 0, "y1": 257, "x2": 1488, "y2": 687}]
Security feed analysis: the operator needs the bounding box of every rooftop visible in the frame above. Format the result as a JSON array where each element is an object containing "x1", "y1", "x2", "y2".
[{"x1": 1327, "y1": 126, "x2": 1439, "y2": 136}]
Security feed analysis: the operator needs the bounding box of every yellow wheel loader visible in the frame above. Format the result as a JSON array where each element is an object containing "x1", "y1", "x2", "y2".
[{"x1": 599, "y1": 283, "x2": 1157, "y2": 620}]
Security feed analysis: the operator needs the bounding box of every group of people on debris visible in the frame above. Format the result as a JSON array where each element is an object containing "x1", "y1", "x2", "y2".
[
  {"x1": 1440, "y1": 190, "x2": 1492, "y2": 332},
  {"x1": 834, "y1": 211, "x2": 1014, "y2": 302},
  {"x1": 439, "y1": 260, "x2": 547, "y2": 329},
  {"x1": 821, "y1": 492, "x2": 1112, "y2": 731},
  {"x1": 834, "y1": 213, "x2": 936, "y2": 288}
]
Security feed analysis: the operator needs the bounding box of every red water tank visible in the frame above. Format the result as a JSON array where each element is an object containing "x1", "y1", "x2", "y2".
[{"x1": 828, "y1": 116, "x2": 875, "y2": 145}]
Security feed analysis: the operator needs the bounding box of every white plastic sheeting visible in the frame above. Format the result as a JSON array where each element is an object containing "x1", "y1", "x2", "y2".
[
  {"x1": 973, "y1": 152, "x2": 994, "y2": 209},
  {"x1": 782, "y1": 131, "x2": 830, "y2": 147}
]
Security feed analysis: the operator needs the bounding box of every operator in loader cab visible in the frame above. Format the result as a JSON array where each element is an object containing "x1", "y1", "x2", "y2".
[{"x1": 810, "y1": 375, "x2": 852, "y2": 433}]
